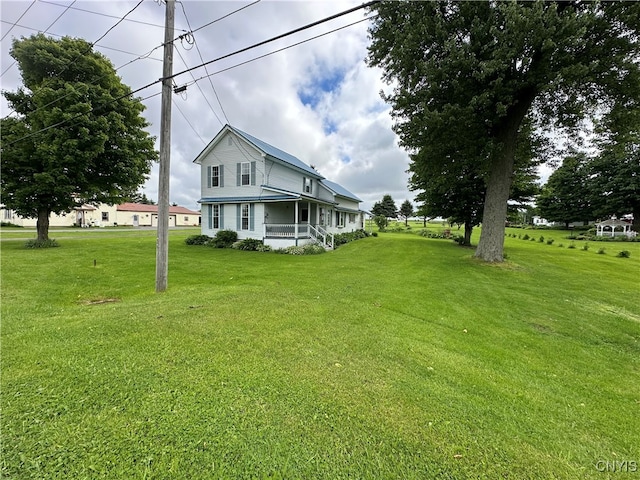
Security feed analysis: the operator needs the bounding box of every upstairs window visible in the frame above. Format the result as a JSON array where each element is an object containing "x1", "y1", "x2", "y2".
[
  {"x1": 241, "y1": 162, "x2": 250, "y2": 186},
  {"x1": 211, "y1": 165, "x2": 220, "y2": 187},
  {"x1": 303, "y1": 177, "x2": 312, "y2": 194}
]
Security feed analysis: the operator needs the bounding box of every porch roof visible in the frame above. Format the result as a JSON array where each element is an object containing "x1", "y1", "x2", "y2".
[{"x1": 199, "y1": 195, "x2": 295, "y2": 204}]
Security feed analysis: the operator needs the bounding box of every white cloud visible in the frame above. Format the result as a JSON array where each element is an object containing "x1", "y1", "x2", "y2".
[{"x1": 1, "y1": 0, "x2": 413, "y2": 212}]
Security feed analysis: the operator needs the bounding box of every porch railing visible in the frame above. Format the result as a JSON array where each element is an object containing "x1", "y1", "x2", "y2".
[
  {"x1": 263, "y1": 223, "x2": 334, "y2": 249},
  {"x1": 309, "y1": 224, "x2": 334, "y2": 250},
  {"x1": 264, "y1": 223, "x2": 309, "y2": 238}
]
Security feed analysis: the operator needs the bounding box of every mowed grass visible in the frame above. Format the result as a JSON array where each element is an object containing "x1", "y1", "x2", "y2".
[{"x1": 1, "y1": 227, "x2": 639, "y2": 479}]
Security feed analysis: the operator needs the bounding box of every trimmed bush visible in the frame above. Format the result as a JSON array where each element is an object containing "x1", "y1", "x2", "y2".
[
  {"x1": 616, "y1": 250, "x2": 631, "y2": 258},
  {"x1": 215, "y1": 229, "x2": 238, "y2": 246},
  {"x1": 232, "y1": 238, "x2": 265, "y2": 251},
  {"x1": 597, "y1": 247, "x2": 606, "y2": 255},
  {"x1": 334, "y1": 229, "x2": 368, "y2": 247},
  {"x1": 185, "y1": 234, "x2": 212, "y2": 245}
]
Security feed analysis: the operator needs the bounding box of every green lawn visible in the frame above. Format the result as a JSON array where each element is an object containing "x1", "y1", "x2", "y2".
[{"x1": 1, "y1": 228, "x2": 639, "y2": 479}]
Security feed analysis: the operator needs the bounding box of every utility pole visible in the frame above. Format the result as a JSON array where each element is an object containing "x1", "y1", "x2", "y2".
[{"x1": 156, "y1": 0, "x2": 175, "y2": 292}]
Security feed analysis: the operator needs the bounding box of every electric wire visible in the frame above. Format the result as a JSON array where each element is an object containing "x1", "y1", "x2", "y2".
[
  {"x1": 1, "y1": 1, "x2": 77, "y2": 78},
  {"x1": 177, "y1": 0, "x2": 229, "y2": 125},
  {"x1": 165, "y1": 0, "x2": 379, "y2": 82},
  {"x1": 173, "y1": 46, "x2": 225, "y2": 126},
  {"x1": 2, "y1": 0, "x2": 146, "y2": 119},
  {"x1": 183, "y1": 16, "x2": 374, "y2": 89},
  {"x1": 172, "y1": 98, "x2": 207, "y2": 145},
  {"x1": 0, "y1": 0, "x2": 36, "y2": 42},
  {"x1": 37, "y1": 0, "x2": 180, "y2": 32},
  {"x1": 180, "y1": 0, "x2": 261, "y2": 39},
  {"x1": 2, "y1": 2, "x2": 377, "y2": 147}
]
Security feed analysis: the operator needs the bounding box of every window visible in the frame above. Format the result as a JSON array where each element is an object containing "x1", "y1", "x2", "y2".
[
  {"x1": 102, "y1": 212, "x2": 109, "y2": 221},
  {"x1": 3, "y1": 209, "x2": 12, "y2": 220},
  {"x1": 303, "y1": 177, "x2": 312, "y2": 194},
  {"x1": 336, "y1": 211, "x2": 345, "y2": 227},
  {"x1": 184, "y1": 216, "x2": 189, "y2": 222},
  {"x1": 319, "y1": 208, "x2": 325, "y2": 226},
  {"x1": 212, "y1": 205, "x2": 220, "y2": 229},
  {"x1": 211, "y1": 165, "x2": 220, "y2": 187},
  {"x1": 241, "y1": 162, "x2": 250, "y2": 186},
  {"x1": 241, "y1": 204, "x2": 249, "y2": 230},
  {"x1": 349, "y1": 213, "x2": 356, "y2": 223},
  {"x1": 301, "y1": 208, "x2": 309, "y2": 222}
]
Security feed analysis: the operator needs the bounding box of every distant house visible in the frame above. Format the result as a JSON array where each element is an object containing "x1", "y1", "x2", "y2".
[
  {"x1": 0, "y1": 202, "x2": 200, "y2": 228},
  {"x1": 193, "y1": 124, "x2": 364, "y2": 249}
]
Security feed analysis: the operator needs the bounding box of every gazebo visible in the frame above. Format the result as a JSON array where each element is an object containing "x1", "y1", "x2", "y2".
[{"x1": 595, "y1": 217, "x2": 636, "y2": 238}]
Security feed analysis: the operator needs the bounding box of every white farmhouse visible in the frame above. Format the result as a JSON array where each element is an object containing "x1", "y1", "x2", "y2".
[{"x1": 194, "y1": 125, "x2": 364, "y2": 249}]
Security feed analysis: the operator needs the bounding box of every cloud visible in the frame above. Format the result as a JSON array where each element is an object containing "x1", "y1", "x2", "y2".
[{"x1": 1, "y1": 0, "x2": 413, "y2": 212}]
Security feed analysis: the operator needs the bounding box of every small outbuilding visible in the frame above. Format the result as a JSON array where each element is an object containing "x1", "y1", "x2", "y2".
[{"x1": 595, "y1": 217, "x2": 636, "y2": 238}]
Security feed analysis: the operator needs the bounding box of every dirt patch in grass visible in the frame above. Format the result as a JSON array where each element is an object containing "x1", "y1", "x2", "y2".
[{"x1": 80, "y1": 297, "x2": 121, "y2": 306}]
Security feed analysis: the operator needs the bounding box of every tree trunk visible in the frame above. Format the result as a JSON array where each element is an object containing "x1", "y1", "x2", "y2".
[
  {"x1": 464, "y1": 221, "x2": 473, "y2": 246},
  {"x1": 475, "y1": 86, "x2": 538, "y2": 262},
  {"x1": 37, "y1": 208, "x2": 50, "y2": 242},
  {"x1": 475, "y1": 142, "x2": 516, "y2": 261}
]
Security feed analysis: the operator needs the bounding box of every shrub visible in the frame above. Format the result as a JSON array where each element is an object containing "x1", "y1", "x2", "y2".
[
  {"x1": 567, "y1": 242, "x2": 576, "y2": 249},
  {"x1": 582, "y1": 243, "x2": 590, "y2": 251},
  {"x1": 539, "y1": 235, "x2": 545, "y2": 243},
  {"x1": 276, "y1": 243, "x2": 326, "y2": 255},
  {"x1": 213, "y1": 230, "x2": 238, "y2": 248},
  {"x1": 522, "y1": 234, "x2": 530, "y2": 240},
  {"x1": 373, "y1": 215, "x2": 388, "y2": 231},
  {"x1": 232, "y1": 238, "x2": 265, "y2": 251},
  {"x1": 558, "y1": 243, "x2": 564, "y2": 248},
  {"x1": 1, "y1": 222, "x2": 23, "y2": 228},
  {"x1": 24, "y1": 239, "x2": 59, "y2": 249},
  {"x1": 371, "y1": 232, "x2": 378, "y2": 237},
  {"x1": 616, "y1": 250, "x2": 631, "y2": 258},
  {"x1": 185, "y1": 234, "x2": 212, "y2": 245},
  {"x1": 334, "y1": 229, "x2": 367, "y2": 247},
  {"x1": 546, "y1": 239, "x2": 554, "y2": 245},
  {"x1": 597, "y1": 247, "x2": 606, "y2": 255}
]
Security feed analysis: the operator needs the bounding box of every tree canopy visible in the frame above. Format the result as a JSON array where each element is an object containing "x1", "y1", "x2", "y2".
[
  {"x1": 537, "y1": 153, "x2": 593, "y2": 228},
  {"x1": 371, "y1": 194, "x2": 397, "y2": 218},
  {"x1": 399, "y1": 200, "x2": 414, "y2": 226},
  {"x1": 1, "y1": 34, "x2": 158, "y2": 242},
  {"x1": 368, "y1": 1, "x2": 640, "y2": 261}
]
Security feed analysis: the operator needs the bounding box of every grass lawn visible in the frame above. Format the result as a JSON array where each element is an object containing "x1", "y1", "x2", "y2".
[{"x1": 1, "y1": 227, "x2": 639, "y2": 479}]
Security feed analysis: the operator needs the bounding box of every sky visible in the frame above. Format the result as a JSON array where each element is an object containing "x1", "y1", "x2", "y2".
[{"x1": 1, "y1": 0, "x2": 415, "y2": 213}]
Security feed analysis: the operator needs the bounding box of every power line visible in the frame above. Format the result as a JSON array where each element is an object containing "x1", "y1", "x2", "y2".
[
  {"x1": 1, "y1": 0, "x2": 78, "y2": 78},
  {"x1": 1, "y1": 0, "x2": 36, "y2": 42},
  {"x1": 177, "y1": 0, "x2": 229, "y2": 125},
  {"x1": 2, "y1": 0, "x2": 146, "y2": 119},
  {"x1": 180, "y1": 0, "x2": 261, "y2": 39},
  {"x1": 164, "y1": 0, "x2": 379, "y2": 82},
  {"x1": 37, "y1": 0, "x2": 183, "y2": 32},
  {"x1": 184, "y1": 16, "x2": 374, "y2": 89},
  {"x1": 3, "y1": 2, "x2": 377, "y2": 147}
]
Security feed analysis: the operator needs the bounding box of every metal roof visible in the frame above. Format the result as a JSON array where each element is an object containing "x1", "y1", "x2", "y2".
[
  {"x1": 228, "y1": 125, "x2": 323, "y2": 179},
  {"x1": 320, "y1": 179, "x2": 362, "y2": 202}
]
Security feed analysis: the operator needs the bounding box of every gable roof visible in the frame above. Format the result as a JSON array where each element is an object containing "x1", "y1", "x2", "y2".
[
  {"x1": 228, "y1": 125, "x2": 323, "y2": 179},
  {"x1": 320, "y1": 179, "x2": 362, "y2": 202},
  {"x1": 194, "y1": 124, "x2": 323, "y2": 179}
]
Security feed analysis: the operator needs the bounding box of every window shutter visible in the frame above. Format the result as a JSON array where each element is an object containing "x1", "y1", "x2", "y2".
[
  {"x1": 250, "y1": 161, "x2": 256, "y2": 186},
  {"x1": 207, "y1": 204, "x2": 212, "y2": 229},
  {"x1": 302, "y1": 177, "x2": 306, "y2": 193},
  {"x1": 219, "y1": 165, "x2": 224, "y2": 187},
  {"x1": 249, "y1": 204, "x2": 255, "y2": 231},
  {"x1": 220, "y1": 204, "x2": 224, "y2": 229},
  {"x1": 236, "y1": 163, "x2": 241, "y2": 186},
  {"x1": 207, "y1": 166, "x2": 212, "y2": 188},
  {"x1": 236, "y1": 204, "x2": 241, "y2": 230}
]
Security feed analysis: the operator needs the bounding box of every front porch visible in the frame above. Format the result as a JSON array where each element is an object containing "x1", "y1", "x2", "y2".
[{"x1": 264, "y1": 223, "x2": 334, "y2": 249}]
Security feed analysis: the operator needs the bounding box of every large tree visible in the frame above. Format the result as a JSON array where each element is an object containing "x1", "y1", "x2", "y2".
[
  {"x1": 537, "y1": 153, "x2": 593, "y2": 228},
  {"x1": 371, "y1": 194, "x2": 397, "y2": 218},
  {"x1": 1, "y1": 34, "x2": 157, "y2": 242},
  {"x1": 588, "y1": 104, "x2": 640, "y2": 231},
  {"x1": 368, "y1": 1, "x2": 640, "y2": 261},
  {"x1": 399, "y1": 200, "x2": 413, "y2": 226}
]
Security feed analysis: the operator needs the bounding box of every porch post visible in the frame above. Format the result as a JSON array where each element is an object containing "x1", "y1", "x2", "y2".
[{"x1": 294, "y1": 201, "x2": 299, "y2": 245}]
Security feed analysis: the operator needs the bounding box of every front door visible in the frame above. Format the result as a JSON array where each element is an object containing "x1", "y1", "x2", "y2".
[{"x1": 133, "y1": 215, "x2": 139, "y2": 227}]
